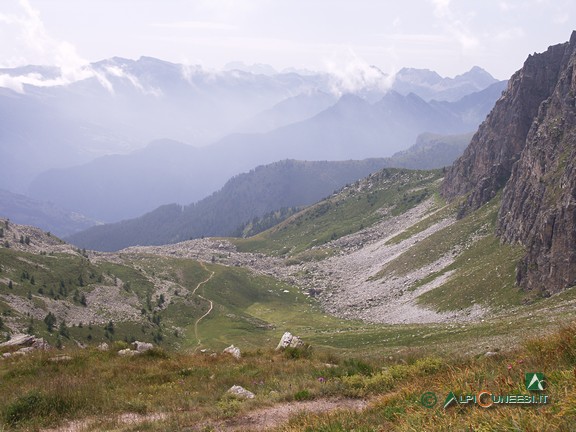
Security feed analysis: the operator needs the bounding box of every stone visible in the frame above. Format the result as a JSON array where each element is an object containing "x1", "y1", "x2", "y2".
[
  {"x1": 223, "y1": 345, "x2": 241, "y2": 359},
  {"x1": 275, "y1": 332, "x2": 293, "y2": 350},
  {"x1": 133, "y1": 341, "x2": 154, "y2": 353},
  {"x1": 275, "y1": 332, "x2": 304, "y2": 350},
  {"x1": 0, "y1": 334, "x2": 35, "y2": 348},
  {"x1": 118, "y1": 348, "x2": 140, "y2": 357},
  {"x1": 227, "y1": 385, "x2": 255, "y2": 399},
  {"x1": 31, "y1": 338, "x2": 50, "y2": 350},
  {"x1": 97, "y1": 342, "x2": 109, "y2": 351}
]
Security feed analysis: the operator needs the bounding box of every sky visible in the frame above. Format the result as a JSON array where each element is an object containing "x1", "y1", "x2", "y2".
[{"x1": 0, "y1": 0, "x2": 574, "y2": 80}]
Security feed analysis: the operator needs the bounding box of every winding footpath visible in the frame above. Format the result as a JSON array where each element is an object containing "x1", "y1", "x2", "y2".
[{"x1": 191, "y1": 262, "x2": 215, "y2": 351}]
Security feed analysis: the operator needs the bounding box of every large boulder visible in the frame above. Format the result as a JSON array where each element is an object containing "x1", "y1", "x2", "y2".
[
  {"x1": 0, "y1": 334, "x2": 50, "y2": 351},
  {"x1": 227, "y1": 385, "x2": 255, "y2": 399},
  {"x1": 133, "y1": 341, "x2": 154, "y2": 353},
  {"x1": 275, "y1": 332, "x2": 304, "y2": 350},
  {"x1": 223, "y1": 345, "x2": 241, "y2": 359}
]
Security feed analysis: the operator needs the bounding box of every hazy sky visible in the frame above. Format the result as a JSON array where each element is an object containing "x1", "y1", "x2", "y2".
[{"x1": 0, "y1": 0, "x2": 574, "y2": 80}]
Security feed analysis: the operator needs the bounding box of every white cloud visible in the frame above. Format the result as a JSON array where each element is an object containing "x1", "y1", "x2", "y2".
[
  {"x1": 324, "y1": 48, "x2": 394, "y2": 95},
  {"x1": 104, "y1": 65, "x2": 163, "y2": 97},
  {"x1": 0, "y1": 0, "x2": 95, "y2": 91}
]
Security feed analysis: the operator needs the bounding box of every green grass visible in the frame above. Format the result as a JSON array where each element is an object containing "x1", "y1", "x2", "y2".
[
  {"x1": 369, "y1": 194, "x2": 528, "y2": 312},
  {"x1": 384, "y1": 193, "x2": 455, "y2": 245},
  {"x1": 232, "y1": 169, "x2": 443, "y2": 257},
  {"x1": 416, "y1": 234, "x2": 525, "y2": 312},
  {"x1": 1, "y1": 319, "x2": 575, "y2": 431}
]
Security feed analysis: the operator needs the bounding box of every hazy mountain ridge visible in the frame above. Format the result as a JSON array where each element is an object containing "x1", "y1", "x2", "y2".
[
  {"x1": 0, "y1": 189, "x2": 97, "y2": 237},
  {"x1": 66, "y1": 133, "x2": 472, "y2": 251},
  {"x1": 0, "y1": 58, "x2": 500, "y2": 193},
  {"x1": 29, "y1": 84, "x2": 499, "y2": 222},
  {"x1": 66, "y1": 159, "x2": 392, "y2": 251},
  {"x1": 393, "y1": 66, "x2": 499, "y2": 101}
]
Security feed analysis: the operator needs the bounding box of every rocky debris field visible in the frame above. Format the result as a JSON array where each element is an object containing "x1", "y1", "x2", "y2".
[{"x1": 122, "y1": 198, "x2": 489, "y2": 325}]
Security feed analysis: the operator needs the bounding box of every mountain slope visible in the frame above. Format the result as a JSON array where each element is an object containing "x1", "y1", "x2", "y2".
[
  {"x1": 66, "y1": 159, "x2": 391, "y2": 251},
  {"x1": 443, "y1": 31, "x2": 576, "y2": 294},
  {"x1": 441, "y1": 42, "x2": 566, "y2": 211},
  {"x1": 66, "y1": 133, "x2": 472, "y2": 252},
  {"x1": 497, "y1": 33, "x2": 576, "y2": 293}
]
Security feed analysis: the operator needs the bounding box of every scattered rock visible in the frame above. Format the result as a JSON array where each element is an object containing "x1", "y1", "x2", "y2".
[
  {"x1": 97, "y1": 342, "x2": 109, "y2": 351},
  {"x1": 227, "y1": 385, "x2": 255, "y2": 399},
  {"x1": 118, "y1": 348, "x2": 140, "y2": 357},
  {"x1": 223, "y1": 344, "x2": 241, "y2": 359},
  {"x1": 484, "y1": 351, "x2": 499, "y2": 357},
  {"x1": 133, "y1": 341, "x2": 153, "y2": 353},
  {"x1": 0, "y1": 334, "x2": 49, "y2": 350},
  {"x1": 275, "y1": 332, "x2": 304, "y2": 350}
]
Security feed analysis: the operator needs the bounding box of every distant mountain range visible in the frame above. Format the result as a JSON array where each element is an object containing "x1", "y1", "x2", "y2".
[
  {"x1": 0, "y1": 189, "x2": 97, "y2": 237},
  {"x1": 0, "y1": 57, "x2": 504, "y2": 233},
  {"x1": 66, "y1": 132, "x2": 472, "y2": 251},
  {"x1": 27, "y1": 82, "x2": 504, "y2": 222}
]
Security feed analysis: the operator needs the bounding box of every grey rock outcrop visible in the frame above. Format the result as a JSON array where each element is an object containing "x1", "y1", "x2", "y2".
[
  {"x1": 227, "y1": 385, "x2": 255, "y2": 399},
  {"x1": 133, "y1": 341, "x2": 154, "y2": 353},
  {"x1": 223, "y1": 345, "x2": 241, "y2": 359},
  {"x1": 497, "y1": 32, "x2": 576, "y2": 293},
  {"x1": 275, "y1": 332, "x2": 304, "y2": 350},
  {"x1": 442, "y1": 31, "x2": 576, "y2": 293},
  {"x1": 0, "y1": 334, "x2": 50, "y2": 352},
  {"x1": 442, "y1": 37, "x2": 567, "y2": 213}
]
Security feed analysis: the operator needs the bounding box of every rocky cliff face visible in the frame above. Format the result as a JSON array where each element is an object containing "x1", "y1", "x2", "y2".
[
  {"x1": 441, "y1": 38, "x2": 567, "y2": 213},
  {"x1": 497, "y1": 33, "x2": 576, "y2": 293},
  {"x1": 442, "y1": 31, "x2": 576, "y2": 294}
]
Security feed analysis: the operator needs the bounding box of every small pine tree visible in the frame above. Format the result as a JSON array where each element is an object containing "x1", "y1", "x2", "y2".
[
  {"x1": 30, "y1": 275, "x2": 35, "y2": 285},
  {"x1": 0, "y1": 316, "x2": 3, "y2": 329},
  {"x1": 19, "y1": 235, "x2": 24, "y2": 244},
  {"x1": 8, "y1": 280, "x2": 13, "y2": 289},
  {"x1": 59, "y1": 321, "x2": 70, "y2": 338},
  {"x1": 44, "y1": 312, "x2": 56, "y2": 332},
  {"x1": 27, "y1": 291, "x2": 32, "y2": 300},
  {"x1": 0, "y1": 227, "x2": 3, "y2": 238},
  {"x1": 80, "y1": 294, "x2": 87, "y2": 306},
  {"x1": 24, "y1": 236, "x2": 30, "y2": 245}
]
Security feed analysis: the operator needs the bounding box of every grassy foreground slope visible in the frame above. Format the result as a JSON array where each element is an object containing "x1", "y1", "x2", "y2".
[{"x1": 0, "y1": 320, "x2": 574, "y2": 431}]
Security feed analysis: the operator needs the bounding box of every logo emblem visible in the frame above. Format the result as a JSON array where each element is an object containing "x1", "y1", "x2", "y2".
[
  {"x1": 421, "y1": 391, "x2": 437, "y2": 408},
  {"x1": 444, "y1": 391, "x2": 458, "y2": 409},
  {"x1": 525, "y1": 373, "x2": 545, "y2": 391}
]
